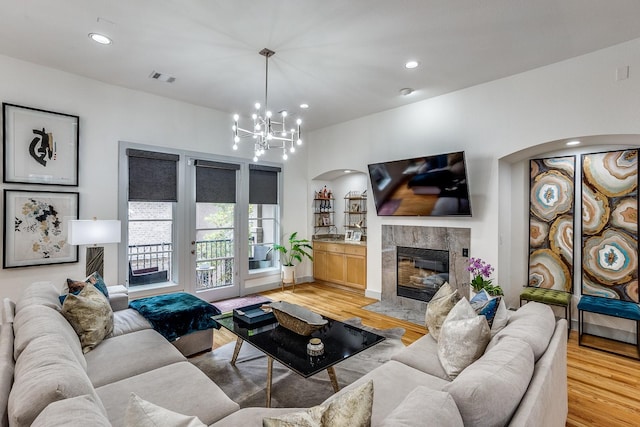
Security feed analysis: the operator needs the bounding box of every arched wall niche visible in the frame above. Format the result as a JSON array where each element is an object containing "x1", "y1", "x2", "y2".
[{"x1": 498, "y1": 134, "x2": 640, "y2": 338}]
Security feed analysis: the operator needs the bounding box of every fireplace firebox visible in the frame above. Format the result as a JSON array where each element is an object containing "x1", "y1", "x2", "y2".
[{"x1": 397, "y1": 246, "x2": 449, "y2": 302}]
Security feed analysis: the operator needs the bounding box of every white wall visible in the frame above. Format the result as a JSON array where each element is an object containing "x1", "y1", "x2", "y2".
[
  {"x1": 0, "y1": 54, "x2": 309, "y2": 301},
  {"x1": 306, "y1": 38, "x2": 640, "y2": 335}
]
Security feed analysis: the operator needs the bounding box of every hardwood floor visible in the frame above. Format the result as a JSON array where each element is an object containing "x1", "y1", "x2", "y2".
[{"x1": 211, "y1": 282, "x2": 640, "y2": 427}]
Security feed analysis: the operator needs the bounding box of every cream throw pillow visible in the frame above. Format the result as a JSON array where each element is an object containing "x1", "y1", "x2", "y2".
[
  {"x1": 437, "y1": 298, "x2": 490, "y2": 379},
  {"x1": 263, "y1": 380, "x2": 374, "y2": 427},
  {"x1": 61, "y1": 283, "x2": 114, "y2": 353},
  {"x1": 425, "y1": 282, "x2": 461, "y2": 341},
  {"x1": 124, "y1": 393, "x2": 206, "y2": 427}
]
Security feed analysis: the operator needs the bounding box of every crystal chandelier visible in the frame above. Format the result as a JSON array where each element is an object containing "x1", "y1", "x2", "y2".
[{"x1": 232, "y1": 48, "x2": 302, "y2": 162}]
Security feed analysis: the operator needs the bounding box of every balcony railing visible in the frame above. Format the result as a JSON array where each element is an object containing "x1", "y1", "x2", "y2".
[{"x1": 127, "y1": 240, "x2": 233, "y2": 290}]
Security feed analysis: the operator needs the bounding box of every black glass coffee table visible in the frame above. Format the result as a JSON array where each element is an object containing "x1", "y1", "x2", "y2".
[{"x1": 215, "y1": 310, "x2": 385, "y2": 407}]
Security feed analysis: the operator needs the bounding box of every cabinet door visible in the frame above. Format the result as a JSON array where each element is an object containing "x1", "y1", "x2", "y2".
[
  {"x1": 313, "y1": 250, "x2": 328, "y2": 281},
  {"x1": 326, "y1": 252, "x2": 346, "y2": 284},
  {"x1": 345, "y1": 254, "x2": 366, "y2": 289}
]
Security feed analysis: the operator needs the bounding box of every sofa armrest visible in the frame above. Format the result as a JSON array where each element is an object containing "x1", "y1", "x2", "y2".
[{"x1": 109, "y1": 293, "x2": 129, "y2": 312}]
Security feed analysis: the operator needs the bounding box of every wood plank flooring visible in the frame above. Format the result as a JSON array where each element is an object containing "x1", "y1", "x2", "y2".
[{"x1": 211, "y1": 282, "x2": 640, "y2": 427}]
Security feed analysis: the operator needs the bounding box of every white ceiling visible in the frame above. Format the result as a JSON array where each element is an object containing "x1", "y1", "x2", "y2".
[{"x1": 2, "y1": 0, "x2": 640, "y2": 131}]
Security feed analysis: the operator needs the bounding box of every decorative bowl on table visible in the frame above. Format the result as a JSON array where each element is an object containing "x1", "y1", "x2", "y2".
[{"x1": 269, "y1": 301, "x2": 328, "y2": 336}]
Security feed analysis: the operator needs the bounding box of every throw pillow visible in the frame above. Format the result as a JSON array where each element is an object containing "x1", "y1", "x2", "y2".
[
  {"x1": 490, "y1": 297, "x2": 509, "y2": 337},
  {"x1": 469, "y1": 291, "x2": 500, "y2": 328},
  {"x1": 263, "y1": 380, "x2": 374, "y2": 427},
  {"x1": 437, "y1": 298, "x2": 491, "y2": 379},
  {"x1": 60, "y1": 271, "x2": 110, "y2": 304},
  {"x1": 124, "y1": 393, "x2": 206, "y2": 427},
  {"x1": 380, "y1": 387, "x2": 463, "y2": 427},
  {"x1": 425, "y1": 282, "x2": 461, "y2": 341},
  {"x1": 61, "y1": 283, "x2": 114, "y2": 353}
]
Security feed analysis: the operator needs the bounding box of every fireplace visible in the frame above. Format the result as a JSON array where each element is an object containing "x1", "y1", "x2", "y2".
[{"x1": 397, "y1": 246, "x2": 449, "y2": 302}]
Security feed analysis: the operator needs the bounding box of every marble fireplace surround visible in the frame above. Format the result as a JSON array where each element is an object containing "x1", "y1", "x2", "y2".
[{"x1": 381, "y1": 225, "x2": 471, "y2": 314}]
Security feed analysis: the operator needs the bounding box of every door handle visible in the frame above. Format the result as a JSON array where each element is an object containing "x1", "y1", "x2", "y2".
[{"x1": 191, "y1": 250, "x2": 195, "y2": 255}]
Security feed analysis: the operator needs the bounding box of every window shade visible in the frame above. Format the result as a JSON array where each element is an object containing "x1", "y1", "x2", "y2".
[
  {"x1": 195, "y1": 159, "x2": 240, "y2": 203},
  {"x1": 249, "y1": 164, "x2": 281, "y2": 205},
  {"x1": 127, "y1": 149, "x2": 179, "y2": 202}
]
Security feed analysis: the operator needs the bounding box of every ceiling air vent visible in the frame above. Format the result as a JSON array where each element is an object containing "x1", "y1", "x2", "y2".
[{"x1": 149, "y1": 70, "x2": 176, "y2": 83}]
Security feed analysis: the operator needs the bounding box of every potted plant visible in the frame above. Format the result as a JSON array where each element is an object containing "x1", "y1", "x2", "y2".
[
  {"x1": 468, "y1": 257, "x2": 503, "y2": 297},
  {"x1": 273, "y1": 232, "x2": 314, "y2": 282}
]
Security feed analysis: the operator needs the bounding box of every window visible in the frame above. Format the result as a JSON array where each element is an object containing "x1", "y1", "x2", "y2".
[
  {"x1": 249, "y1": 164, "x2": 281, "y2": 272},
  {"x1": 126, "y1": 149, "x2": 178, "y2": 287}
]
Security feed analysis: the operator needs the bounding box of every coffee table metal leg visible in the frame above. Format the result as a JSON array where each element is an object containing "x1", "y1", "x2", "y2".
[
  {"x1": 327, "y1": 366, "x2": 340, "y2": 392},
  {"x1": 266, "y1": 356, "x2": 274, "y2": 408},
  {"x1": 230, "y1": 337, "x2": 243, "y2": 366}
]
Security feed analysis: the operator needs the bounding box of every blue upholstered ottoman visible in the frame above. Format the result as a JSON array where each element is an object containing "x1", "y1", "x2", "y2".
[{"x1": 578, "y1": 295, "x2": 640, "y2": 359}]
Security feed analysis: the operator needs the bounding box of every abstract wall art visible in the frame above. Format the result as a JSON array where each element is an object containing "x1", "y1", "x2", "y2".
[
  {"x1": 581, "y1": 149, "x2": 638, "y2": 303},
  {"x1": 3, "y1": 190, "x2": 79, "y2": 268},
  {"x1": 528, "y1": 156, "x2": 576, "y2": 292}
]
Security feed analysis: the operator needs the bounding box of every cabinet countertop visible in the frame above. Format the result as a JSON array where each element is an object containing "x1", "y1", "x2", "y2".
[{"x1": 313, "y1": 238, "x2": 367, "y2": 247}]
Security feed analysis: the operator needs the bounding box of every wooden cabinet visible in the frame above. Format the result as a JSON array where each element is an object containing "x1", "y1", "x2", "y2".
[{"x1": 313, "y1": 241, "x2": 366, "y2": 290}]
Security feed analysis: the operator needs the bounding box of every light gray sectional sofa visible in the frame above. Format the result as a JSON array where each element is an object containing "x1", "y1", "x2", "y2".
[
  {"x1": 1, "y1": 281, "x2": 567, "y2": 426},
  {"x1": 0, "y1": 281, "x2": 239, "y2": 427}
]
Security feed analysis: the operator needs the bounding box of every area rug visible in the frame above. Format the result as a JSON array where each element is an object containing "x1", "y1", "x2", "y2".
[
  {"x1": 190, "y1": 318, "x2": 405, "y2": 408},
  {"x1": 362, "y1": 301, "x2": 425, "y2": 326},
  {"x1": 211, "y1": 295, "x2": 272, "y2": 314}
]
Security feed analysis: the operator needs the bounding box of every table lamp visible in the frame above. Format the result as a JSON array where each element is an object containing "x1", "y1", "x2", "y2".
[{"x1": 68, "y1": 218, "x2": 121, "y2": 277}]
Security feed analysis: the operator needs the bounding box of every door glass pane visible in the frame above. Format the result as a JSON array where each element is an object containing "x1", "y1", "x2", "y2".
[
  {"x1": 127, "y1": 202, "x2": 173, "y2": 286},
  {"x1": 249, "y1": 203, "x2": 277, "y2": 271},
  {"x1": 195, "y1": 203, "x2": 235, "y2": 290}
]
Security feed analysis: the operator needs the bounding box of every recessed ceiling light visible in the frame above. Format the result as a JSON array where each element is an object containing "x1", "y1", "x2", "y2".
[
  {"x1": 400, "y1": 88, "x2": 414, "y2": 96},
  {"x1": 300, "y1": 103, "x2": 309, "y2": 109},
  {"x1": 89, "y1": 33, "x2": 112, "y2": 45},
  {"x1": 344, "y1": 170, "x2": 352, "y2": 174},
  {"x1": 405, "y1": 60, "x2": 419, "y2": 69},
  {"x1": 566, "y1": 140, "x2": 581, "y2": 146}
]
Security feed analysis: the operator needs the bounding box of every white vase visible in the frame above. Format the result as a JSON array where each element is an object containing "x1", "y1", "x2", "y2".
[{"x1": 282, "y1": 265, "x2": 296, "y2": 284}]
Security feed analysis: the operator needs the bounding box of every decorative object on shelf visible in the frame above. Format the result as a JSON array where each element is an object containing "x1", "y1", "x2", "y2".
[
  {"x1": 3, "y1": 189, "x2": 79, "y2": 268},
  {"x1": 307, "y1": 337, "x2": 325, "y2": 356},
  {"x1": 3, "y1": 103, "x2": 79, "y2": 186},
  {"x1": 345, "y1": 230, "x2": 354, "y2": 241},
  {"x1": 468, "y1": 257, "x2": 503, "y2": 296},
  {"x1": 344, "y1": 190, "x2": 367, "y2": 236},
  {"x1": 232, "y1": 48, "x2": 303, "y2": 163},
  {"x1": 269, "y1": 301, "x2": 328, "y2": 336},
  {"x1": 273, "y1": 232, "x2": 313, "y2": 284},
  {"x1": 352, "y1": 231, "x2": 362, "y2": 242},
  {"x1": 68, "y1": 218, "x2": 121, "y2": 277}
]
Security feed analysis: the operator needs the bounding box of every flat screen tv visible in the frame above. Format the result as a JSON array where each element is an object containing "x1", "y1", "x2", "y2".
[{"x1": 367, "y1": 151, "x2": 472, "y2": 216}]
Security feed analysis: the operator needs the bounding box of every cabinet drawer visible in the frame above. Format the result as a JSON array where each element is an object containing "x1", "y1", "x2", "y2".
[
  {"x1": 313, "y1": 242, "x2": 328, "y2": 251},
  {"x1": 326, "y1": 243, "x2": 345, "y2": 254},
  {"x1": 343, "y1": 245, "x2": 366, "y2": 256}
]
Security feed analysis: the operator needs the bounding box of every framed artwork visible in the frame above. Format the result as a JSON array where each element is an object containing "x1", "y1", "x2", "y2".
[
  {"x1": 352, "y1": 231, "x2": 362, "y2": 242},
  {"x1": 528, "y1": 156, "x2": 575, "y2": 292},
  {"x1": 3, "y1": 103, "x2": 79, "y2": 186},
  {"x1": 345, "y1": 230, "x2": 354, "y2": 241},
  {"x1": 3, "y1": 190, "x2": 79, "y2": 268},
  {"x1": 581, "y1": 149, "x2": 638, "y2": 302}
]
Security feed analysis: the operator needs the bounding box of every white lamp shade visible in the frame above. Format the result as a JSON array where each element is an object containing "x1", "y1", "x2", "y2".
[{"x1": 68, "y1": 220, "x2": 121, "y2": 245}]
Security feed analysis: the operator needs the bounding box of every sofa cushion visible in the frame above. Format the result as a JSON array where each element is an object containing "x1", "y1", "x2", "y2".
[
  {"x1": 13, "y1": 304, "x2": 86, "y2": 370},
  {"x1": 125, "y1": 393, "x2": 207, "y2": 427},
  {"x1": 0, "y1": 324, "x2": 14, "y2": 427},
  {"x1": 9, "y1": 335, "x2": 98, "y2": 427},
  {"x1": 62, "y1": 271, "x2": 110, "y2": 302},
  {"x1": 470, "y1": 291, "x2": 500, "y2": 327},
  {"x1": 263, "y1": 380, "x2": 373, "y2": 427},
  {"x1": 390, "y1": 333, "x2": 450, "y2": 381},
  {"x1": 109, "y1": 308, "x2": 153, "y2": 338},
  {"x1": 380, "y1": 387, "x2": 464, "y2": 427},
  {"x1": 2, "y1": 298, "x2": 15, "y2": 324},
  {"x1": 487, "y1": 301, "x2": 555, "y2": 361},
  {"x1": 61, "y1": 283, "x2": 114, "y2": 354},
  {"x1": 86, "y1": 329, "x2": 185, "y2": 387},
  {"x1": 425, "y1": 282, "x2": 461, "y2": 341},
  {"x1": 96, "y1": 361, "x2": 240, "y2": 427},
  {"x1": 322, "y1": 360, "x2": 449, "y2": 425},
  {"x1": 211, "y1": 408, "x2": 307, "y2": 427},
  {"x1": 438, "y1": 298, "x2": 491, "y2": 379},
  {"x1": 31, "y1": 394, "x2": 110, "y2": 427},
  {"x1": 443, "y1": 336, "x2": 535, "y2": 427},
  {"x1": 14, "y1": 281, "x2": 61, "y2": 313}
]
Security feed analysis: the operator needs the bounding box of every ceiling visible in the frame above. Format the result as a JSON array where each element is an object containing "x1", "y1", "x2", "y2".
[{"x1": 2, "y1": 0, "x2": 640, "y2": 131}]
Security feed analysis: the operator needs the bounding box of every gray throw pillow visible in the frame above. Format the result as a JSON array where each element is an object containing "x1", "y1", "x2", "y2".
[
  {"x1": 61, "y1": 283, "x2": 114, "y2": 353},
  {"x1": 425, "y1": 282, "x2": 461, "y2": 341},
  {"x1": 124, "y1": 393, "x2": 206, "y2": 427},
  {"x1": 437, "y1": 298, "x2": 490, "y2": 379}
]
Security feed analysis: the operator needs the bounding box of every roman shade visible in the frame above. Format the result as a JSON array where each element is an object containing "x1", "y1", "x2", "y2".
[
  {"x1": 127, "y1": 149, "x2": 179, "y2": 202},
  {"x1": 194, "y1": 160, "x2": 240, "y2": 204},
  {"x1": 249, "y1": 164, "x2": 281, "y2": 205}
]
